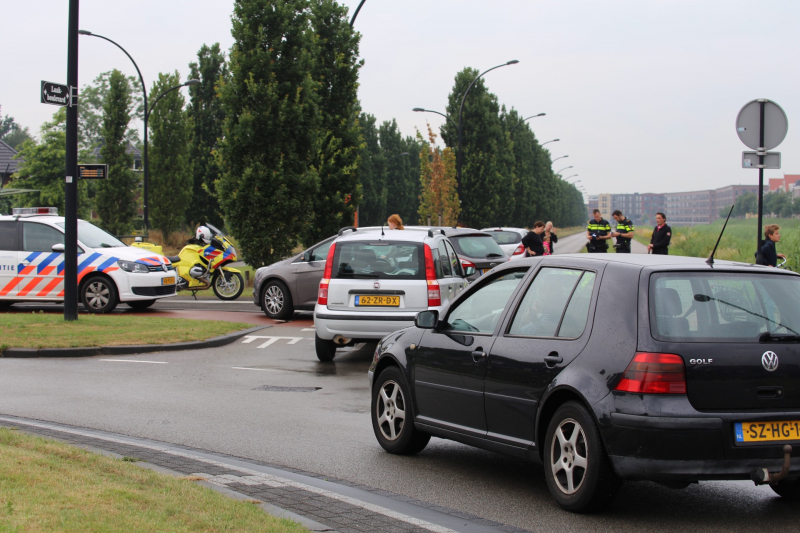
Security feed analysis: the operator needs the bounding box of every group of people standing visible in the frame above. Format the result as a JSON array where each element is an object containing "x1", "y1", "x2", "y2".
[
  {"x1": 521, "y1": 221, "x2": 558, "y2": 257},
  {"x1": 585, "y1": 209, "x2": 672, "y2": 255}
]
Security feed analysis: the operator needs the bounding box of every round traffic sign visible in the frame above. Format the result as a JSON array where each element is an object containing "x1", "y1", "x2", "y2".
[{"x1": 736, "y1": 99, "x2": 788, "y2": 151}]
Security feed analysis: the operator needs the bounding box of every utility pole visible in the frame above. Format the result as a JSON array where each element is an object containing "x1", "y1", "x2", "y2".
[{"x1": 64, "y1": 0, "x2": 80, "y2": 321}]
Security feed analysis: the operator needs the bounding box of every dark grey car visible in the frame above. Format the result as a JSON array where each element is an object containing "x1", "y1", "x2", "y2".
[
  {"x1": 443, "y1": 228, "x2": 508, "y2": 282},
  {"x1": 252, "y1": 236, "x2": 335, "y2": 319}
]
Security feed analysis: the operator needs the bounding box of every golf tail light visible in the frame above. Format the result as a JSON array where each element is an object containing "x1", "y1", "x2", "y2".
[
  {"x1": 615, "y1": 352, "x2": 687, "y2": 394},
  {"x1": 424, "y1": 244, "x2": 441, "y2": 306},
  {"x1": 512, "y1": 244, "x2": 525, "y2": 256},
  {"x1": 318, "y1": 242, "x2": 336, "y2": 305},
  {"x1": 461, "y1": 259, "x2": 476, "y2": 269}
]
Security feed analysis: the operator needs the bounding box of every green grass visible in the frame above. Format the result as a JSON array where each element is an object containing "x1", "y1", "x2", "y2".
[
  {"x1": 633, "y1": 218, "x2": 800, "y2": 269},
  {"x1": 0, "y1": 313, "x2": 253, "y2": 353},
  {"x1": 0, "y1": 428, "x2": 307, "y2": 532}
]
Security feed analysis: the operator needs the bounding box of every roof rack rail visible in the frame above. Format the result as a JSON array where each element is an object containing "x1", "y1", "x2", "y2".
[{"x1": 338, "y1": 226, "x2": 357, "y2": 236}]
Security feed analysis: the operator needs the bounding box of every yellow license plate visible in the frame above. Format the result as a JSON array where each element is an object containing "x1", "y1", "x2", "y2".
[
  {"x1": 355, "y1": 295, "x2": 399, "y2": 307},
  {"x1": 161, "y1": 277, "x2": 176, "y2": 286},
  {"x1": 735, "y1": 421, "x2": 800, "y2": 443},
  {"x1": 482, "y1": 268, "x2": 491, "y2": 274}
]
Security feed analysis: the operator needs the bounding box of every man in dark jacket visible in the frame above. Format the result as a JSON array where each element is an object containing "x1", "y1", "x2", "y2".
[{"x1": 648, "y1": 212, "x2": 671, "y2": 255}]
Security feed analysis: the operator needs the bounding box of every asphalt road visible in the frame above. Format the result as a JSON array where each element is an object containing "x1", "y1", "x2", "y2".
[
  {"x1": 0, "y1": 321, "x2": 797, "y2": 532},
  {"x1": 555, "y1": 231, "x2": 649, "y2": 254}
]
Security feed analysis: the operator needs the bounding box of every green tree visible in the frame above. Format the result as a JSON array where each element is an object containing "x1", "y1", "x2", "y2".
[
  {"x1": 357, "y1": 113, "x2": 385, "y2": 226},
  {"x1": 187, "y1": 43, "x2": 228, "y2": 228},
  {"x1": 78, "y1": 71, "x2": 143, "y2": 153},
  {"x1": 149, "y1": 71, "x2": 192, "y2": 241},
  {"x1": 10, "y1": 108, "x2": 89, "y2": 217},
  {"x1": 440, "y1": 68, "x2": 513, "y2": 228},
  {"x1": 0, "y1": 106, "x2": 32, "y2": 150},
  {"x1": 95, "y1": 70, "x2": 138, "y2": 235},
  {"x1": 303, "y1": 0, "x2": 362, "y2": 244},
  {"x1": 217, "y1": 0, "x2": 320, "y2": 267},
  {"x1": 380, "y1": 120, "x2": 420, "y2": 223}
]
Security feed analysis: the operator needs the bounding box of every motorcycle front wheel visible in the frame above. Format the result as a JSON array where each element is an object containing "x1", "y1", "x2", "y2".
[{"x1": 212, "y1": 270, "x2": 244, "y2": 300}]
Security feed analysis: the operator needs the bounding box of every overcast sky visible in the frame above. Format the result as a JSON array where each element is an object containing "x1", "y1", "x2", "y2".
[{"x1": 2, "y1": 0, "x2": 798, "y2": 196}]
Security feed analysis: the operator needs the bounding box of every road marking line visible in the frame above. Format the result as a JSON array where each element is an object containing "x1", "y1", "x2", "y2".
[
  {"x1": 301, "y1": 327, "x2": 315, "y2": 331},
  {"x1": 242, "y1": 336, "x2": 306, "y2": 348},
  {"x1": 231, "y1": 367, "x2": 279, "y2": 372},
  {"x1": 0, "y1": 417, "x2": 457, "y2": 533},
  {"x1": 99, "y1": 359, "x2": 168, "y2": 364}
]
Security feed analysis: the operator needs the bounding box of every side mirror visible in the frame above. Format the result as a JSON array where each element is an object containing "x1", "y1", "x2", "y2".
[
  {"x1": 415, "y1": 310, "x2": 439, "y2": 329},
  {"x1": 303, "y1": 251, "x2": 312, "y2": 262},
  {"x1": 51, "y1": 243, "x2": 65, "y2": 253},
  {"x1": 463, "y1": 266, "x2": 476, "y2": 276}
]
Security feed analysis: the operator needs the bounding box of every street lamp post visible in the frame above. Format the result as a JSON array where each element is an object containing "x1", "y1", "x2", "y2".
[
  {"x1": 551, "y1": 155, "x2": 569, "y2": 166},
  {"x1": 147, "y1": 80, "x2": 200, "y2": 122},
  {"x1": 78, "y1": 30, "x2": 154, "y2": 231},
  {"x1": 349, "y1": 0, "x2": 367, "y2": 26},
  {"x1": 564, "y1": 174, "x2": 579, "y2": 180},
  {"x1": 509, "y1": 113, "x2": 545, "y2": 134},
  {"x1": 555, "y1": 166, "x2": 573, "y2": 176},
  {"x1": 541, "y1": 139, "x2": 560, "y2": 147},
  {"x1": 414, "y1": 60, "x2": 519, "y2": 213}
]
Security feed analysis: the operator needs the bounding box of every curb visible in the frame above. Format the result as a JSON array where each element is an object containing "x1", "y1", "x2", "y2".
[{"x1": 0, "y1": 325, "x2": 271, "y2": 358}]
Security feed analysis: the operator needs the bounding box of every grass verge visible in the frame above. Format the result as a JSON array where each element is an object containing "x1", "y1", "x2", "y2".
[
  {"x1": 554, "y1": 226, "x2": 585, "y2": 238},
  {"x1": 0, "y1": 314, "x2": 253, "y2": 353},
  {"x1": 0, "y1": 427, "x2": 307, "y2": 532},
  {"x1": 634, "y1": 217, "x2": 800, "y2": 269}
]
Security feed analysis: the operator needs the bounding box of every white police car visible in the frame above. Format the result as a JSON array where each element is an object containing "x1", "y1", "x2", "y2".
[{"x1": 0, "y1": 208, "x2": 176, "y2": 313}]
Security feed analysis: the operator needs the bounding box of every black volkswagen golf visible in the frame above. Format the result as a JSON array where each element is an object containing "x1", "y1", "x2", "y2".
[{"x1": 368, "y1": 254, "x2": 800, "y2": 512}]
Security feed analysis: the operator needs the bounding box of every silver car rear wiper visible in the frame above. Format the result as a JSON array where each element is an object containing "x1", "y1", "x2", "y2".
[{"x1": 759, "y1": 332, "x2": 800, "y2": 343}]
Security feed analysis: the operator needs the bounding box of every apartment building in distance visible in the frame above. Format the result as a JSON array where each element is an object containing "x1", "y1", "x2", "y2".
[{"x1": 593, "y1": 183, "x2": 767, "y2": 227}]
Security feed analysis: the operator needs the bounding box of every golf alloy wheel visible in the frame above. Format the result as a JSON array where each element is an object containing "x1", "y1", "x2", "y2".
[
  {"x1": 550, "y1": 418, "x2": 588, "y2": 495},
  {"x1": 376, "y1": 380, "x2": 406, "y2": 441},
  {"x1": 86, "y1": 281, "x2": 110, "y2": 310}
]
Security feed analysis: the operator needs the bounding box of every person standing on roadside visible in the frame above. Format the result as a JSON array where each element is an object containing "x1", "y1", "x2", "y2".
[
  {"x1": 648, "y1": 212, "x2": 671, "y2": 255},
  {"x1": 387, "y1": 214, "x2": 404, "y2": 230},
  {"x1": 586, "y1": 209, "x2": 612, "y2": 253},
  {"x1": 544, "y1": 221, "x2": 558, "y2": 254},
  {"x1": 609, "y1": 210, "x2": 635, "y2": 253},
  {"x1": 522, "y1": 221, "x2": 546, "y2": 257},
  {"x1": 758, "y1": 224, "x2": 785, "y2": 267}
]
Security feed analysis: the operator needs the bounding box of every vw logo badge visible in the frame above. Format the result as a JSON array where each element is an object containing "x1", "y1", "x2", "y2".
[
  {"x1": 373, "y1": 281, "x2": 380, "y2": 290},
  {"x1": 762, "y1": 351, "x2": 779, "y2": 372}
]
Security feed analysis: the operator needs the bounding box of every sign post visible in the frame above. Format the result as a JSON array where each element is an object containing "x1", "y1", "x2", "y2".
[
  {"x1": 40, "y1": 81, "x2": 71, "y2": 107},
  {"x1": 64, "y1": 0, "x2": 80, "y2": 321},
  {"x1": 736, "y1": 99, "x2": 788, "y2": 255}
]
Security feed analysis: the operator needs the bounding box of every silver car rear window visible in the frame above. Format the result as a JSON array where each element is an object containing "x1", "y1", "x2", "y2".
[{"x1": 334, "y1": 241, "x2": 424, "y2": 280}]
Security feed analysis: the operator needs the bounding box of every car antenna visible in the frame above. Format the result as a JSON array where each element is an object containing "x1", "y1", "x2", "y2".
[
  {"x1": 706, "y1": 204, "x2": 734, "y2": 267},
  {"x1": 381, "y1": 224, "x2": 385, "y2": 237}
]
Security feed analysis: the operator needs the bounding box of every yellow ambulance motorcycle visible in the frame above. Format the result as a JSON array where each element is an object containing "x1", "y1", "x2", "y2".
[{"x1": 133, "y1": 224, "x2": 244, "y2": 300}]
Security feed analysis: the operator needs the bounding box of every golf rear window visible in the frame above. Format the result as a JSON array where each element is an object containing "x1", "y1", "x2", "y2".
[
  {"x1": 334, "y1": 241, "x2": 424, "y2": 280},
  {"x1": 450, "y1": 235, "x2": 504, "y2": 258},
  {"x1": 650, "y1": 272, "x2": 800, "y2": 342}
]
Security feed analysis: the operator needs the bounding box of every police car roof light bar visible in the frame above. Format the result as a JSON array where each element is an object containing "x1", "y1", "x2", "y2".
[{"x1": 12, "y1": 207, "x2": 58, "y2": 215}]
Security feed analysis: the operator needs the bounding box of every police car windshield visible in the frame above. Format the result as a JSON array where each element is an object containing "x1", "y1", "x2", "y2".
[{"x1": 55, "y1": 221, "x2": 126, "y2": 248}]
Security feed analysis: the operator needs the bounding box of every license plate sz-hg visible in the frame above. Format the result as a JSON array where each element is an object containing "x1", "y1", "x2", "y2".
[
  {"x1": 354, "y1": 295, "x2": 399, "y2": 307},
  {"x1": 735, "y1": 421, "x2": 800, "y2": 443},
  {"x1": 161, "y1": 277, "x2": 176, "y2": 286}
]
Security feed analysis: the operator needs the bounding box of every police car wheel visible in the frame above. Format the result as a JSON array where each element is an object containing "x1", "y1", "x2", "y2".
[{"x1": 81, "y1": 275, "x2": 118, "y2": 314}]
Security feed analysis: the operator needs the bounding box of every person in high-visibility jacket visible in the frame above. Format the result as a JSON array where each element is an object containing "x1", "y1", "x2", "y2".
[
  {"x1": 586, "y1": 209, "x2": 612, "y2": 253},
  {"x1": 610, "y1": 210, "x2": 635, "y2": 253}
]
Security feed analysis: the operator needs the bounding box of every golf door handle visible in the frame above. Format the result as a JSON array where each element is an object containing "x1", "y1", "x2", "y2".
[
  {"x1": 471, "y1": 350, "x2": 487, "y2": 362},
  {"x1": 544, "y1": 353, "x2": 563, "y2": 366}
]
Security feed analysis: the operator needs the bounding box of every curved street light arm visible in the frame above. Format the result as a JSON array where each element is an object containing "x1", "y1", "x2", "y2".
[
  {"x1": 541, "y1": 138, "x2": 560, "y2": 147},
  {"x1": 146, "y1": 81, "x2": 199, "y2": 122},
  {"x1": 551, "y1": 155, "x2": 569, "y2": 165},
  {"x1": 555, "y1": 166, "x2": 573, "y2": 175},
  {"x1": 350, "y1": 0, "x2": 367, "y2": 27},
  {"x1": 509, "y1": 113, "x2": 545, "y2": 134},
  {"x1": 413, "y1": 108, "x2": 458, "y2": 131}
]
